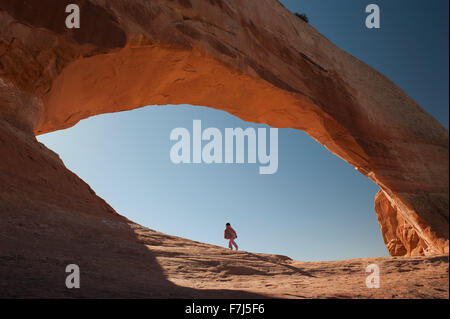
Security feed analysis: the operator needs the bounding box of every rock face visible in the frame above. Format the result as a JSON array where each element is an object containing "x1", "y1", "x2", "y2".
[
  {"x1": 0, "y1": 0, "x2": 448, "y2": 265},
  {"x1": 375, "y1": 190, "x2": 429, "y2": 256}
]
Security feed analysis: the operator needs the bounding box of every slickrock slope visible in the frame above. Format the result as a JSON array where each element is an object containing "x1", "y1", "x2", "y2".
[{"x1": 0, "y1": 0, "x2": 448, "y2": 297}]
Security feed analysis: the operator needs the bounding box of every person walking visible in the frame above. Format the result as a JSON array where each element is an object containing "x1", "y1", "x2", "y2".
[{"x1": 224, "y1": 223, "x2": 238, "y2": 251}]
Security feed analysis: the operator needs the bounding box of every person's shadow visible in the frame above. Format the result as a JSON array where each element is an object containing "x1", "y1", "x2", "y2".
[{"x1": 245, "y1": 253, "x2": 316, "y2": 278}]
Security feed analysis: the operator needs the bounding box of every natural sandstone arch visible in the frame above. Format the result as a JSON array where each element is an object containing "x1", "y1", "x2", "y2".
[{"x1": 0, "y1": 0, "x2": 448, "y2": 257}]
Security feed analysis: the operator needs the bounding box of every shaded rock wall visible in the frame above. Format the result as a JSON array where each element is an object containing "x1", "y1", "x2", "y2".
[
  {"x1": 0, "y1": 0, "x2": 448, "y2": 256},
  {"x1": 375, "y1": 190, "x2": 429, "y2": 256}
]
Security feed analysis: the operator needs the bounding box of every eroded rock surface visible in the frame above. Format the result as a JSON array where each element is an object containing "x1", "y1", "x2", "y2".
[
  {"x1": 0, "y1": 0, "x2": 448, "y2": 277},
  {"x1": 375, "y1": 190, "x2": 430, "y2": 256}
]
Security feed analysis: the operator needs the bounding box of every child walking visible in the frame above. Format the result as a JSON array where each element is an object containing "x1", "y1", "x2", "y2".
[{"x1": 224, "y1": 223, "x2": 238, "y2": 250}]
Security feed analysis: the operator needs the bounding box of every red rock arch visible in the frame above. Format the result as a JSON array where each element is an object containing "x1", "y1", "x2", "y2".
[{"x1": 1, "y1": 0, "x2": 448, "y2": 256}]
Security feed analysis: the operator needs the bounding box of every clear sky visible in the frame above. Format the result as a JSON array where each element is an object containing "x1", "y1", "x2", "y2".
[
  {"x1": 282, "y1": 0, "x2": 449, "y2": 128},
  {"x1": 37, "y1": 1, "x2": 448, "y2": 261}
]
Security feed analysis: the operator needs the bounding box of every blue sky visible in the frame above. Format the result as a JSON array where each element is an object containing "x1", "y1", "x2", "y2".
[
  {"x1": 37, "y1": 1, "x2": 448, "y2": 261},
  {"x1": 281, "y1": 0, "x2": 449, "y2": 128}
]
